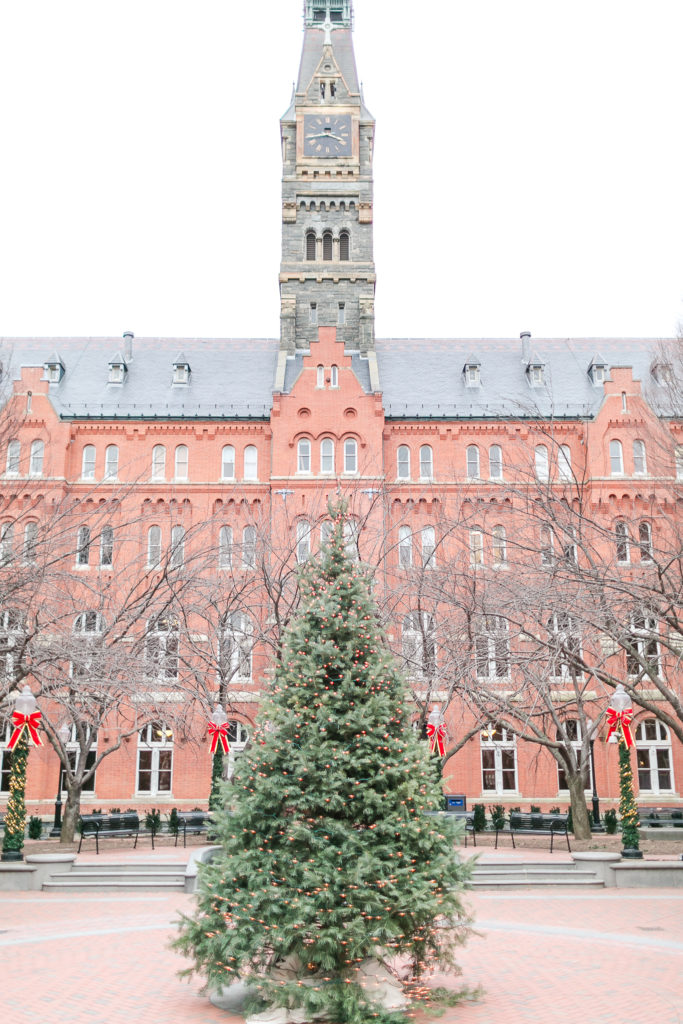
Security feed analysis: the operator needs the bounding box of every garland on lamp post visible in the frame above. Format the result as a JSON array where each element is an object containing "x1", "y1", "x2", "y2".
[
  {"x1": 608, "y1": 684, "x2": 642, "y2": 860},
  {"x1": 208, "y1": 704, "x2": 229, "y2": 813},
  {"x1": 1, "y1": 729, "x2": 30, "y2": 860}
]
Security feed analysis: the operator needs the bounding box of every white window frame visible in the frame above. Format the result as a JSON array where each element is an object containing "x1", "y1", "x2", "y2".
[
  {"x1": 29, "y1": 440, "x2": 44, "y2": 477},
  {"x1": 626, "y1": 613, "x2": 660, "y2": 678},
  {"x1": 220, "y1": 614, "x2": 253, "y2": 681},
  {"x1": 137, "y1": 724, "x2": 174, "y2": 796},
  {"x1": 221, "y1": 445, "x2": 235, "y2": 480},
  {"x1": 475, "y1": 617, "x2": 510, "y2": 679},
  {"x1": 615, "y1": 521, "x2": 630, "y2": 564},
  {"x1": 419, "y1": 445, "x2": 433, "y2": 481},
  {"x1": 147, "y1": 525, "x2": 162, "y2": 568},
  {"x1": 100, "y1": 525, "x2": 114, "y2": 567},
  {"x1": 104, "y1": 445, "x2": 119, "y2": 480},
  {"x1": 219, "y1": 526, "x2": 233, "y2": 569},
  {"x1": 316, "y1": 365, "x2": 325, "y2": 388},
  {"x1": 152, "y1": 445, "x2": 166, "y2": 482},
  {"x1": 548, "y1": 613, "x2": 582, "y2": 681},
  {"x1": 174, "y1": 445, "x2": 189, "y2": 482},
  {"x1": 330, "y1": 365, "x2": 339, "y2": 388},
  {"x1": 81, "y1": 445, "x2": 96, "y2": 481},
  {"x1": 397, "y1": 445, "x2": 410, "y2": 480},
  {"x1": 535, "y1": 444, "x2": 549, "y2": 481},
  {"x1": 638, "y1": 521, "x2": 653, "y2": 562},
  {"x1": 0, "y1": 522, "x2": 14, "y2": 567},
  {"x1": 343, "y1": 439, "x2": 358, "y2": 474},
  {"x1": 609, "y1": 439, "x2": 624, "y2": 476},
  {"x1": 492, "y1": 525, "x2": 507, "y2": 567},
  {"x1": 76, "y1": 525, "x2": 91, "y2": 567},
  {"x1": 633, "y1": 440, "x2": 647, "y2": 476},
  {"x1": 558, "y1": 444, "x2": 572, "y2": 482},
  {"x1": 466, "y1": 445, "x2": 480, "y2": 479},
  {"x1": 296, "y1": 520, "x2": 311, "y2": 563},
  {"x1": 242, "y1": 525, "x2": 256, "y2": 568},
  {"x1": 422, "y1": 526, "x2": 436, "y2": 569},
  {"x1": 481, "y1": 725, "x2": 518, "y2": 794},
  {"x1": 5, "y1": 440, "x2": 20, "y2": 476},
  {"x1": 320, "y1": 438, "x2": 335, "y2": 474},
  {"x1": 489, "y1": 445, "x2": 503, "y2": 481},
  {"x1": 244, "y1": 446, "x2": 258, "y2": 481},
  {"x1": 23, "y1": 521, "x2": 38, "y2": 564},
  {"x1": 557, "y1": 719, "x2": 592, "y2": 793},
  {"x1": 398, "y1": 526, "x2": 412, "y2": 569},
  {"x1": 401, "y1": 612, "x2": 436, "y2": 679},
  {"x1": 170, "y1": 525, "x2": 185, "y2": 569},
  {"x1": 469, "y1": 529, "x2": 484, "y2": 567},
  {"x1": 145, "y1": 620, "x2": 179, "y2": 681},
  {"x1": 297, "y1": 439, "x2": 312, "y2": 474},
  {"x1": 636, "y1": 719, "x2": 674, "y2": 794}
]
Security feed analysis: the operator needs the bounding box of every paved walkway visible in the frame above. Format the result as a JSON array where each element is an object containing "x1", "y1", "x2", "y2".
[{"x1": 0, "y1": 871, "x2": 681, "y2": 1023}]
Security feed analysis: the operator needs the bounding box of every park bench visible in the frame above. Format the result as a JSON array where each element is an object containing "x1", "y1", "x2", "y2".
[
  {"x1": 449, "y1": 809, "x2": 476, "y2": 847},
  {"x1": 638, "y1": 806, "x2": 683, "y2": 828},
  {"x1": 78, "y1": 812, "x2": 148, "y2": 854},
  {"x1": 175, "y1": 811, "x2": 212, "y2": 848},
  {"x1": 495, "y1": 811, "x2": 571, "y2": 853}
]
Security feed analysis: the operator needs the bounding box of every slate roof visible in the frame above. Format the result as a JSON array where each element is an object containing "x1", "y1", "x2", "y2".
[{"x1": 282, "y1": 26, "x2": 372, "y2": 120}]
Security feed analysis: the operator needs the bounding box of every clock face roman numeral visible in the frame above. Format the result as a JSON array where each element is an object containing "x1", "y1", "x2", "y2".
[{"x1": 303, "y1": 115, "x2": 352, "y2": 157}]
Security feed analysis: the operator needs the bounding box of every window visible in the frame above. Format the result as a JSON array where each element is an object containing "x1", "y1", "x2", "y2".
[
  {"x1": 306, "y1": 231, "x2": 316, "y2": 260},
  {"x1": 174, "y1": 445, "x2": 188, "y2": 481},
  {"x1": 242, "y1": 525, "x2": 256, "y2": 569},
  {"x1": 0, "y1": 609, "x2": 24, "y2": 683},
  {"x1": 419, "y1": 445, "x2": 433, "y2": 480},
  {"x1": 71, "y1": 612, "x2": 104, "y2": 679},
  {"x1": 676, "y1": 446, "x2": 683, "y2": 481},
  {"x1": 557, "y1": 719, "x2": 592, "y2": 791},
  {"x1": 489, "y1": 445, "x2": 503, "y2": 481},
  {"x1": 540, "y1": 526, "x2": 554, "y2": 566},
  {"x1": 535, "y1": 444, "x2": 549, "y2": 481},
  {"x1": 298, "y1": 439, "x2": 311, "y2": 473},
  {"x1": 344, "y1": 438, "x2": 358, "y2": 474},
  {"x1": 398, "y1": 526, "x2": 412, "y2": 568},
  {"x1": 296, "y1": 520, "x2": 311, "y2": 563},
  {"x1": 528, "y1": 363, "x2": 544, "y2": 387},
  {"x1": 244, "y1": 446, "x2": 258, "y2": 481},
  {"x1": 615, "y1": 521, "x2": 630, "y2": 564},
  {"x1": 1, "y1": 726, "x2": 13, "y2": 793},
  {"x1": 626, "y1": 613, "x2": 659, "y2": 678},
  {"x1": 339, "y1": 231, "x2": 350, "y2": 261},
  {"x1": 337, "y1": 303, "x2": 345, "y2": 325},
  {"x1": 60, "y1": 726, "x2": 97, "y2": 795},
  {"x1": 220, "y1": 613, "x2": 253, "y2": 681},
  {"x1": 147, "y1": 525, "x2": 162, "y2": 568},
  {"x1": 221, "y1": 445, "x2": 235, "y2": 480},
  {"x1": 322, "y1": 231, "x2": 333, "y2": 261},
  {"x1": 5, "y1": 441, "x2": 20, "y2": 476},
  {"x1": 469, "y1": 529, "x2": 484, "y2": 566},
  {"x1": 558, "y1": 444, "x2": 572, "y2": 482},
  {"x1": 310, "y1": 303, "x2": 318, "y2": 325},
  {"x1": 104, "y1": 445, "x2": 119, "y2": 479},
  {"x1": 636, "y1": 720, "x2": 674, "y2": 793},
  {"x1": 562, "y1": 527, "x2": 578, "y2": 566},
  {"x1": 548, "y1": 613, "x2": 582, "y2": 680},
  {"x1": 170, "y1": 525, "x2": 185, "y2": 569},
  {"x1": 146, "y1": 620, "x2": 179, "y2": 680},
  {"x1": 638, "y1": 521, "x2": 653, "y2": 562},
  {"x1": 100, "y1": 526, "x2": 113, "y2": 567},
  {"x1": 633, "y1": 440, "x2": 647, "y2": 475},
  {"x1": 152, "y1": 445, "x2": 166, "y2": 481},
  {"x1": 0, "y1": 522, "x2": 14, "y2": 567},
  {"x1": 317, "y1": 364, "x2": 325, "y2": 388},
  {"x1": 320, "y1": 520, "x2": 333, "y2": 548},
  {"x1": 492, "y1": 525, "x2": 507, "y2": 566},
  {"x1": 76, "y1": 526, "x2": 91, "y2": 566},
  {"x1": 465, "y1": 363, "x2": 480, "y2": 387},
  {"x1": 137, "y1": 723, "x2": 173, "y2": 795},
  {"x1": 224, "y1": 720, "x2": 250, "y2": 779},
  {"x1": 29, "y1": 439, "x2": 44, "y2": 477},
  {"x1": 343, "y1": 520, "x2": 359, "y2": 561},
  {"x1": 475, "y1": 617, "x2": 510, "y2": 678},
  {"x1": 397, "y1": 445, "x2": 410, "y2": 480},
  {"x1": 108, "y1": 360, "x2": 125, "y2": 384},
  {"x1": 330, "y1": 365, "x2": 339, "y2": 388},
  {"x1": 320, "y1": 438, "x2": 335, "y2": 474},
  {"x1": 402, "y1": 612, "x2": 436, "y2": 678},
  {"x1": 219, "y1": 526, "x2": 233, "y2": 569},
  {"x1": 23, "y1": 522, "x2": 38, "y2": 564},
  {"x1": 609, "y1": 439, "x2": 624, "y2": 476},
  {"x1": 81, "y1": 445, "x2": 96, "y2": 480},
  {"x1": 422, "y1": 526, "x2": 436, "y2": 569},
  {"x1": 481, "y1": 725, "x2": 517, "y2": 793},
  {"x1": 466, "y1": 445, "x2": 480, "y2": 479}
]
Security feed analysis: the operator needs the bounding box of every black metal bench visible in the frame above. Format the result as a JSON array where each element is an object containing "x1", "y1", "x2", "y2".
[
  {"x1": 175, "y1": 811, "x2": 212, "y2": 848},
  {"x1": 638, "y1": 806, "x2": 683, "y2": 828},
  {"x1": 78, "y1": 812, "x2": 144, "y2": 854},
  {"x1": 495, "y1": 812, "x2": 571, "y2": 853},
  {"x1": 450, "y1": 809, "x2": 476, "y2": 847}
]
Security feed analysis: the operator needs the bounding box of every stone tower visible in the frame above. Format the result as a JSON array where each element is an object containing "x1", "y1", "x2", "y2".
[{"x1": 279, "y1": 0, "x2": 376, "y2": 355}]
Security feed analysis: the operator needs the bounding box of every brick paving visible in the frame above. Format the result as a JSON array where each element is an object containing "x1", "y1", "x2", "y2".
[{"x1": 0, "y1": 872, "x2": 681, "y2": 1024}]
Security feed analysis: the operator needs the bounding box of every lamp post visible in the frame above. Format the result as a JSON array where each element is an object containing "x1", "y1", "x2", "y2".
[
  {"x1": 208, "y1": 704, "x2": 229, "y2": 812},
  {"x1": 2, "y1": 686, "x2": 42, "y2": 862},
  {"x1": 585, "y1": 719, "x2": 603, "y2": 832},
  {"x1": 608, "y1": 684, "x2": 643, "y2": 860},
  {"x1": 50, "y1": 723, "x2": 72, "y2": 838}
]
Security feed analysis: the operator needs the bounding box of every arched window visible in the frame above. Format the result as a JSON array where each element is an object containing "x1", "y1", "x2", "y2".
[
  {"x1": 145, "y1": 618, "x2": 179, "y2": 680},
  {"x1": 29, "y1": 440, "x2": 44, "y2": 477},
  {"x1": 219, "y1": 526, "x2": 233, "y2": 569},
  {"x1": 242, "y1": 525, "x2": 256, "y2": 568},
  {"x1": 317, "y1": 364, "x2": 325, "y2": 388},
  {"x1": 306, "y1": 231, "x2": 316, "y2": 261},
  {"x1": 220, "y1": 613, "x2": 253, "y2": 681},
  {"x1": 137, "y1": 722, "x2": 174, "y2": 795},
  {"x1": 147, "y1": 525, "x2": 162, "y2": 568},
  {"x1": 636, "y1": 719, "x2": 674, "y2": 793},
  {"x1": 320, "y1": 438, "x2": 335, "y2": 474},
  {"x1": 344, "y1": 438, "x2": 358, "y2": 474},
  {"x1": 76, "y1": 526, "x2": 91, "y2": 567},
  {"x1": 296, "y1": 520, "x2": 311, "y2": 563},
  {"x1": 489, "y1": 445, "x2": 503, "y2": 481},
  {"x1": 469, "y1": 528, "x2": 484, "y2": 566},
  {"x1": 170, "y1": 525, "x2": 185, "y2": 568},
  {"x1": 398, "y1": 525, "x2": 412, "y2": 568},
  {"x1": 0, "y1": 522, "x2": 14, "y2": 567},
  {"x1": 397, "y1": 445, "x2": 410, "y2": 480},
  {"x1": 475, "y1": 616, "x2": 509, "y2": 678},
  {"x1": 100, "y1": 526, "x2": 114, "y2": 567},
  {"x1": 609, "y1": 439, "x2": 624, "y2": 475},
  {"x1": 174, "y1": 445, "x2": 189, "y2": 481},
  {"x1": 81, "y1": 445, "x2": 96, "y2": 480},
  {"x1": 320, "y1": 520, "x2": 333, "y2": 548},
  {"x1": 638, "y1": 521, "x2": 653, "y2": 561},
  {"x1": 152, "y1": 445, "x2": 166, "y2": 481},
  {"x1": 221, "y1": 446, "x2": 235, "y2": 480},
  {"x1": 104, "y1": 445, "x2": 119, "y2": 479},
  {"x1": 466, "y1": 445, "x2": 480, "y2": 479},
  {"x1": 481, "y1": 724, "x2": 517, "y2": 794},
  {"x1": 244, "y1": 446, "x2": 258, "y2": 481},
  {"x1": 402, "y1": 612, "x2": 436, "y2": 678},
  {"x1": 330, "y1": 365, "x2": 339, "y2": 388},
  {"x1": 23, "y1": 522, "x2": 38, "y2": 564},
  {"x1": 676, "y1": 446, "x2": 683, "y2": 480},
  {"x1": 535, "y1": 444, "x2": 549, "y2": 481},
  {"x1": 5, "y1": 440, "x2": 20, "y2": 476},
  {"x1": 297, "y1": 438, "x2": 311, "y2": 473},
  {"x1": 419, "y1": 444, "x2": 433, "y2": 480},
  {"x1": 492, "y1": 525, "x2": 507, "y2": 566},
  {"x1": 322, "y1": 231, "x2": 333, "y2": 261},
  {"x1": 422, "y1": 526, "x2": 436, "y2": 568},
  {"x1": 633, "y1": 440, "x2": 647, "y2": 475},
  {"x1": 558, "y1": 444, "x2": 572, "y2": 482},
  {"x1": 339, "y1": 231, "x2": 350, "y2": 260},
  {"x1": 615, "y1": 521, "x2": 630, "y2": 564}
]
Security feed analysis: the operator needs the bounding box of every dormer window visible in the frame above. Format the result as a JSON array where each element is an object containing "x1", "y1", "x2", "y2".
[
  {"x1": 463, "y1": 356, "x2": 481, "y2": 387},
  {"x1": 588, "y1": 355, "x2": 608, "y2": 386},
  {"x1": 527, "y1": 358, "x2": 545, "y2": 387},
  {"x1": 108, "y1": 353, "x2": 127, "y2": 384},
  {"x1": 173, "y1": 353, "x2": 191, "y2": 385},
  {"x1": 652, "y1": 360, "x2": 673, "y2": 385},
  {"x1": 44, "y1": 353, "x2": 65, "y2": 383}
]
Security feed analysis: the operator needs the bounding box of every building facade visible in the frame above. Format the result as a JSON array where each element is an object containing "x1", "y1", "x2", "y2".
[{"x1": 1, "y1": 0, "x2": 682, "y2": 820}]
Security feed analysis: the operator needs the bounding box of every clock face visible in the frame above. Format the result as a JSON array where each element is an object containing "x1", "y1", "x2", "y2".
[{"x1": 303, "y1": 114, "x2": 352, "y2": 157}]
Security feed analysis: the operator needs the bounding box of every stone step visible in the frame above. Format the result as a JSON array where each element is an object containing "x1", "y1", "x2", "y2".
[
  {"x1": 43, "y1": 874, "x2": 185, "y2": 891},
  {"x1": 73, "y1": 862, "x2": 183, "y2": 874},
  {"x1": 469, "y1": 876, "x2": 604, "y2": 889},
  {"x1": 473, "y1": 868, "x2": 597, "y2": 880},
  {"x1": 474, "y1": 863, "x2": 579, "y2": 874}
]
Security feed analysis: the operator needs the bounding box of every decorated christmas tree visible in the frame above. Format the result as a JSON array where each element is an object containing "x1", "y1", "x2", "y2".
[
  {"x1": 618, "y1": 737, "x2": 640, "y2": 852},
  {"x1": 175, "y1": 503, "x2": 471, "y2": 1023}
]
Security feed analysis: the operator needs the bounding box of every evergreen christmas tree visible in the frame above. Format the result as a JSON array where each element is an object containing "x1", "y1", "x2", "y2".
[{"x1": 176, "y1": 504, "x2": 471, "y2": 1023}]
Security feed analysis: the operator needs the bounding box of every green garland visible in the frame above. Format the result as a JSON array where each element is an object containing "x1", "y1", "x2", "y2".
[
  {"x1": 209, "y1": 747, "x2": 224, "y2": 812},
  {"x1": 618, "y1": 737, "x2": 640, "y2": 850},
  {"x1": 2, "y1": 730, "x2": 29, "y2": 855}
]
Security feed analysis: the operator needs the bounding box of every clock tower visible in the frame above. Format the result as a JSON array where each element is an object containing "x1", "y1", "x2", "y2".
[{"x1": 279, "y1": 0, "x2": 376, "y2": 356}]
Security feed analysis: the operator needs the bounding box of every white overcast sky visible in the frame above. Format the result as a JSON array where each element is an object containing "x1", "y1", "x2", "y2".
[{"x1": 1, "y1": 0, "x2": 682, "y2": 341}]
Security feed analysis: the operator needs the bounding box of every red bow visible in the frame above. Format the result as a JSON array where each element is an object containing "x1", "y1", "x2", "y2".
[
  {"x1": 8, "y1": 709, "x2": 43, "y2": 750},
  {"x1": 426, "y1": 722, "x2": 446, "y2": 757},
  {"x1": 208, "y1": 722, "x2": 230, "y2": 755},
  {"x1": 606, "y1": 706, "x2": 634, "y2": 748}
]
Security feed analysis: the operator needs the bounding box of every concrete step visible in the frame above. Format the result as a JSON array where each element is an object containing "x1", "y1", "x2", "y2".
[
  {"x1": 73, "y1": 862, "x2": 183, "y2": 874},
  {"x1": 474, "y1": 863, "x2": 579, "y2": 874},
  {"x1": 469, "y1": 876, "x2": 604, "y2": 889},
  {"x1": 468, "y1": 860, "x2": 604, "y2": 889},
  {"x1": 473, "y1": 868, "x2": 597, "y2": 880},
  {"x1": 43, "y1": 872, "x2": 185, "y2": 891}
]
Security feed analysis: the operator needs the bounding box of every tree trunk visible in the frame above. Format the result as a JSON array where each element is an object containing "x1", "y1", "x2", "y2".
[
  {"x1": 60, "y1": 785, "x2": 82, "y2": 844},
  {"x1": 566, "y1": 774, "x2": 591, "y2": 839}
]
